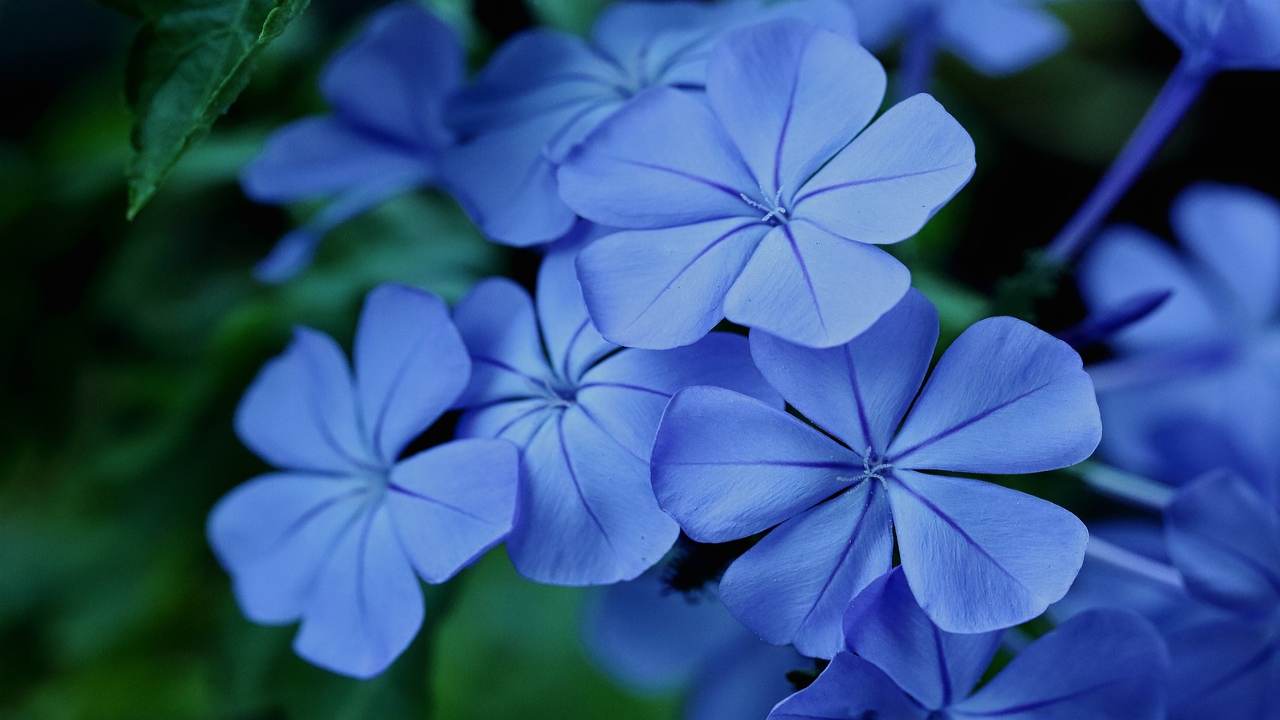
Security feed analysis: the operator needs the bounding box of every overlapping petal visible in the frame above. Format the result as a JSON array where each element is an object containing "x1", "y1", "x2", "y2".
[
  {"x1": 767, "y1": 652, "x2": 925, "y2": 720},
  {"x1": 536, "y1": 242, "x2": 616, "y2": 382},
  {"x1": 453, "y1": 279, "x2": 553, "y2": 406}
]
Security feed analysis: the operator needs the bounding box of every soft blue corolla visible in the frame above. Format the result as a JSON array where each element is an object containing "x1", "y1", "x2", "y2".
[
  {"x1": 207, "y1": 285, "x2": 519, "y2": 678},
  {"x1": 651, "y1": 290, "x2": 1101, "y2": 657},
  {"x1": 771, "y1": 568, "x2": 1169, "y2": 720},
  {"x1": 451, "y1": 241, "x2": 780, "y2": 585},
  {"x1": 241, "y1": 4, "x2": 461, "y2": 281},
  {"x1": 443, "y1": 0, "x2": 856, "y2": 247},
  {"x1": 851, "y1": 0, "x2": 1067, "y2": 95},
  {"x1": 560, "y1": 19, "x2": 974, "y2": 350},
  {"x1": 583, "y1": 568, "x2": 805, "y2": 720},
  {"x1": 1079, "y1": 184, "x2": 1280, "y2": 488}
]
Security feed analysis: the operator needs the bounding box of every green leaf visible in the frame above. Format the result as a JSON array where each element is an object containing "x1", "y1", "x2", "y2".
[
  {"x1": 122, "y1": 0, "x2": 309, "y2": 219},
  {"x1": 525, "y1": 0, "x2": 608, "y2": 34}
]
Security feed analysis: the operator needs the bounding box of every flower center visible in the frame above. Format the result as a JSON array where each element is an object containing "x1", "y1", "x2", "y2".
[
  {"x1": 740, "y1": 185, "x2": 790, "y2": 226},
  {"x1": 534, "y1": 375, "x2": 577, "y2": 408},
  {"x1": 860, "y1": 447, "x2": 892, "y2": 483}
]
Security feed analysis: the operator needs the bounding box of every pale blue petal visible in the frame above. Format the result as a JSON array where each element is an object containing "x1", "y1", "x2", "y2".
[
  {"x1": 234, "y1": 328, "x2": 370, "y2": 473},
  {"x1": 558, "y1": 88, "x2": 759, "y2": 229},
  {"x1": 767, "y1": 652, "x2": 926, "y2": 720},
  {"x1": 843, "y1": 568, "x2": 1002, "y2": 708},
  {"x1": 848, "y1": 0, "x2": 911, "y2": 50},
  {"x1": 1164, "y1": 470, "x2": 1280, "y2": 615},
  {"x1": 453, "y1": 279, "x2": 554, "y2": 406},
  {"x1": 720, "y1": 480, "x2": 893, "y2": 659},
  {"x1": 955, "y1": 609, "x2": 1169, "y2": 720},
  {"x1": 888, "y1": 317, "x2": 1101, "y2": 474},
  {"x1": 293, "y1": 504, "x2": 424, "y2": 678},
  {"x1": 707, "y1": 20, "x2": 885, "y2": 198},
  {"x1": 652, "y1": 386, "x2": 860, "y2": 543},
  {"x1": 1138, "y1": 0, "x2": 1280, "y2": 70},
  {"x1": 208, "y1": 473, "x2": 365, "y2": 623},
  {"x1": 355, "y1": 285, "x2": 470, "y2": 463},
  {"x1": 749, "y1": 289, "x2": 937, "y2": 454},
  {"x1": 793, "y1": 94, "x2": 975, "y2": 245},
  {"x1": 888, "y1": 469, "x2": 1088, "y2": 633},
  {"x1": 386, "y1": 439, "x2": 519, "y2": 583},
  {"x1": 575, "y1": 219, "x2": 769, "y2": 350},
  {"x1": 578, "y1": 332, "x2": 781, "y2": 459},
  {"x1": 936, "y1": 0, "x2": 1068, "y2": 76},
  {"x1": 536, "y1": 244, "x2": 615, "y2": 383},
  {"x1": 590, "y1": 0, "x2": 725, "y2": 76},
  {"x1": 725, "y1": 223, "x2": 911, "y2": 348},
  {"x1": 456, "y1": 399, "x2": 555, "y2": 448},
  {"x1": 507, "y1": 408, "x2": 679, "y2": 585}
]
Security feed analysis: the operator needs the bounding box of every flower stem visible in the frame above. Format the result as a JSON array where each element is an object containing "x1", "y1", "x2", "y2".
[
  {"x1": 1045, "y1": 57, "x2": 1213, "y2": 263},
  {"x1": 1085, "y1": 535, "x2": 1185, "y2": 591},
  {"x1": 896, "y1": 13, "x2": 938, "y2": 101},
  {"x1": 1074, "y1": 461, "x2": 1174, "y2": 511}
]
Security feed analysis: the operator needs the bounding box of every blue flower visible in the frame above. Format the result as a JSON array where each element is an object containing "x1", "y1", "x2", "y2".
[
  {"x1": 651, "y1": 289, "x2": 1100, "y2": 657},
  {"x1": 852, "y1": 0, "x2": 1067, "y2": 95},
  {"x1": 583, "y1": 568, "x2": 804, "y2": 719},
  {"x1": 559, "y1": 19, "x2": 974, "y2": 350},
  {"x1": 451, "y1": 238, "x2": 781, "y2": 585},
  {"x1": 771, "y1": 568, "x2": 1169, "y2": 720},
  {"x1": 441, "y1": 0, "x2": 857, "y2": 247},
  {"x1": 240, "y1": 4, "x2": 462, "y2": 282},
  {"x1": 1079, "y1": 184, "x2": 1280, "y2": 487},
  {"x1": 207, "y1": 285, "x2": 519, "y2": 678},
  {"x1": 1139, "y1": 0, "x2": 1280, "y2": 71}
]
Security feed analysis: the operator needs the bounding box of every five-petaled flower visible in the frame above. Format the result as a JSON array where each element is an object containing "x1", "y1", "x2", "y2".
[
  {"x1": 451, "y1": 238, "x2": 781, "y2": 585},
  {"x1": 652, "y1": 290, "x2": 1101, "y2": 657},
  {"x1": 560, "y1": 19, "x2": 975, "y2": 350},
  {"x1": 208, "y1": 285, "x2": 518, "y2": 678}
]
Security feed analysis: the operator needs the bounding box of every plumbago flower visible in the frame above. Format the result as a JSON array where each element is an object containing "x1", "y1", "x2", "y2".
[
  {"x1": 851, "y1": 0, "x2": 1067, "y2": 96},
  {"x1": 241, "y1": 4, "x2": 461, "y2": 281},
  {"x1": 207, "y1": 285, "x2": 519, "y2": 677},
  {"x1": 1046, "y1": 0, "x2": 1280, "y2": 261},
  {"x1": 652, "y1": 289, "x2": 1101, "y2": 657},
  {"x1": 560, "y1": 19, "x2": 975, "y2": 350},
  {"x1": 443, "y1": 0, "x2": 857, "y2": 247},
  {"x1": 1079, "y1": 184, "x2": 1280, "y2": 488},
  {"x1": 771, "y1": 568, "x2": 1169, "y2": 720},
  {"x1": 583, "y1": 568, "x2": 804, "y2": 719},
  {"x1": 451, "y1": 239, "x2": 780, "y2": 585}
]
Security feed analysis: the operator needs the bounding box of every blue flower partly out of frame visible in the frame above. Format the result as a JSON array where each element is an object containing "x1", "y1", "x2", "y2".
[
  {"x1": 451, "y1": 238, "x2": 781, "y2": 585},
  {"x1": 1139, "y1": 0, "x2": 1280, "y2": 71},
  {"x1": 241, "y1": 4, "x2": 461, "y2": 282},
  {"x1": 442, "y1": 0, "x2": 858, "y2": 247},
  {"x1": 560, "y1": 19, "x2": 974, "y2": 350},
  {"x1": 852, "y1": 0, "x2": 1067, "y2": 75},
  {"x1": 1079, "y1": 184, "x2": 1280, "y2": 488},
  {"x1": 208, "y1": 285, "x2": 518, "y2": 678},
  {"x1": 771, "y1": 568, "x2": 1169, "y2": 720},
  {"x1": 652, "y1": 290, "x2": 1101, "y2": 657},
  {"x1": 583, "y1": 569, "x2": 805, "y2": 720}
]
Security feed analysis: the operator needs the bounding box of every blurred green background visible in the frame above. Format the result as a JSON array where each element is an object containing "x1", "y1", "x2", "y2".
[{"x1": 1, "y1": 0, "x2": 1277, "y2": 717}]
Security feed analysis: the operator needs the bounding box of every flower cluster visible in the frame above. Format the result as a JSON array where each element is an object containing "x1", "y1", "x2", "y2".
[{"x1": 211, "y1": 0, "x2": 1280, "y2": 716}]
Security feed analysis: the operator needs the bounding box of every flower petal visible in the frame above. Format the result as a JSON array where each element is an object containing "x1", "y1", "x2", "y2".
[
  {"x1": 536, "y1": 242, "x2": 616, "y2": 382},
  {"x1": 847, "y1": 0, "x2": 910, "y2": 50},
  {"x1": 576, "y1": 219, "x2": 769, "y2": 349},
  {"x1": 888, "y1": 469, "x2": 1088, "y2": 633},
  {"x1": 724, "y1": 222, "x2": 911, "y2": 348},
  {"x1": 767, "y1": 652, "x2": 925, "y2": 720},
  {"x1": 749, "y1": 288, "x2": 937, "y2": 454},
  {"x1": 936, "y1": 0, "x2": 1068, "y2": 76},
  {"x1": 558, "y1": 87, "x2": 759, "y2": 229},
  {"x1": 293, "y1": 504, "x2": 424, "y2": 678},
  {"x1": 888, "y1": 317, "x2": 1101, "y2": 474},
  {"x1": 386, "y1": 439, "x2": 519, "y2": 583},
  {"x1": 1164, "y1": 617, "x2": 1280, "y2": 719},
  {"x1": 1163, "y1": 470, "x2": 1280, "y2": 615},
  {"x1": 578, "y1": 332, "x2": 781, "y2": 459},
  {"x1": 507, "y1": 409, "x2": 679, "y2": 585},
  {"x1": 794, "y1": 94, "x2": 974, "y2": 245},
  {"x1": 457, "y1": 400, "x2": 556, "y2": 447},
  {"x1": 843, "y1": 568, "x2": 1002, "y2": 708},
  {"x1": 689, "y1": 636, "x2": 807, "y2": 720},
  {"x1": 208, "y1": 473, "x2": 366, "y2": 623},
  {"x1": 707, "y1": 19, "x2": 885, "y2": 198},
  {"x1": 720, "y1": 480, "x2": 893, "y2": 659},
  {"x1": 454, "y1": 278, "x2": 553, "y2": 407},
  {"x1": 955, "y1": 609, "x2": 1169, "y2": 720},
  {"x1": 355, "y1": 285, "x2": 470, "y2": 463},
  {"x1": 320, "y1": 2, "x2": 461, "y2": 148},
  {"x1": 652, "y1": 386, "x2": 861, "y2": 543},
  {"x1": 235, "y1": 328, "x2": 369, "y2": 473}
]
